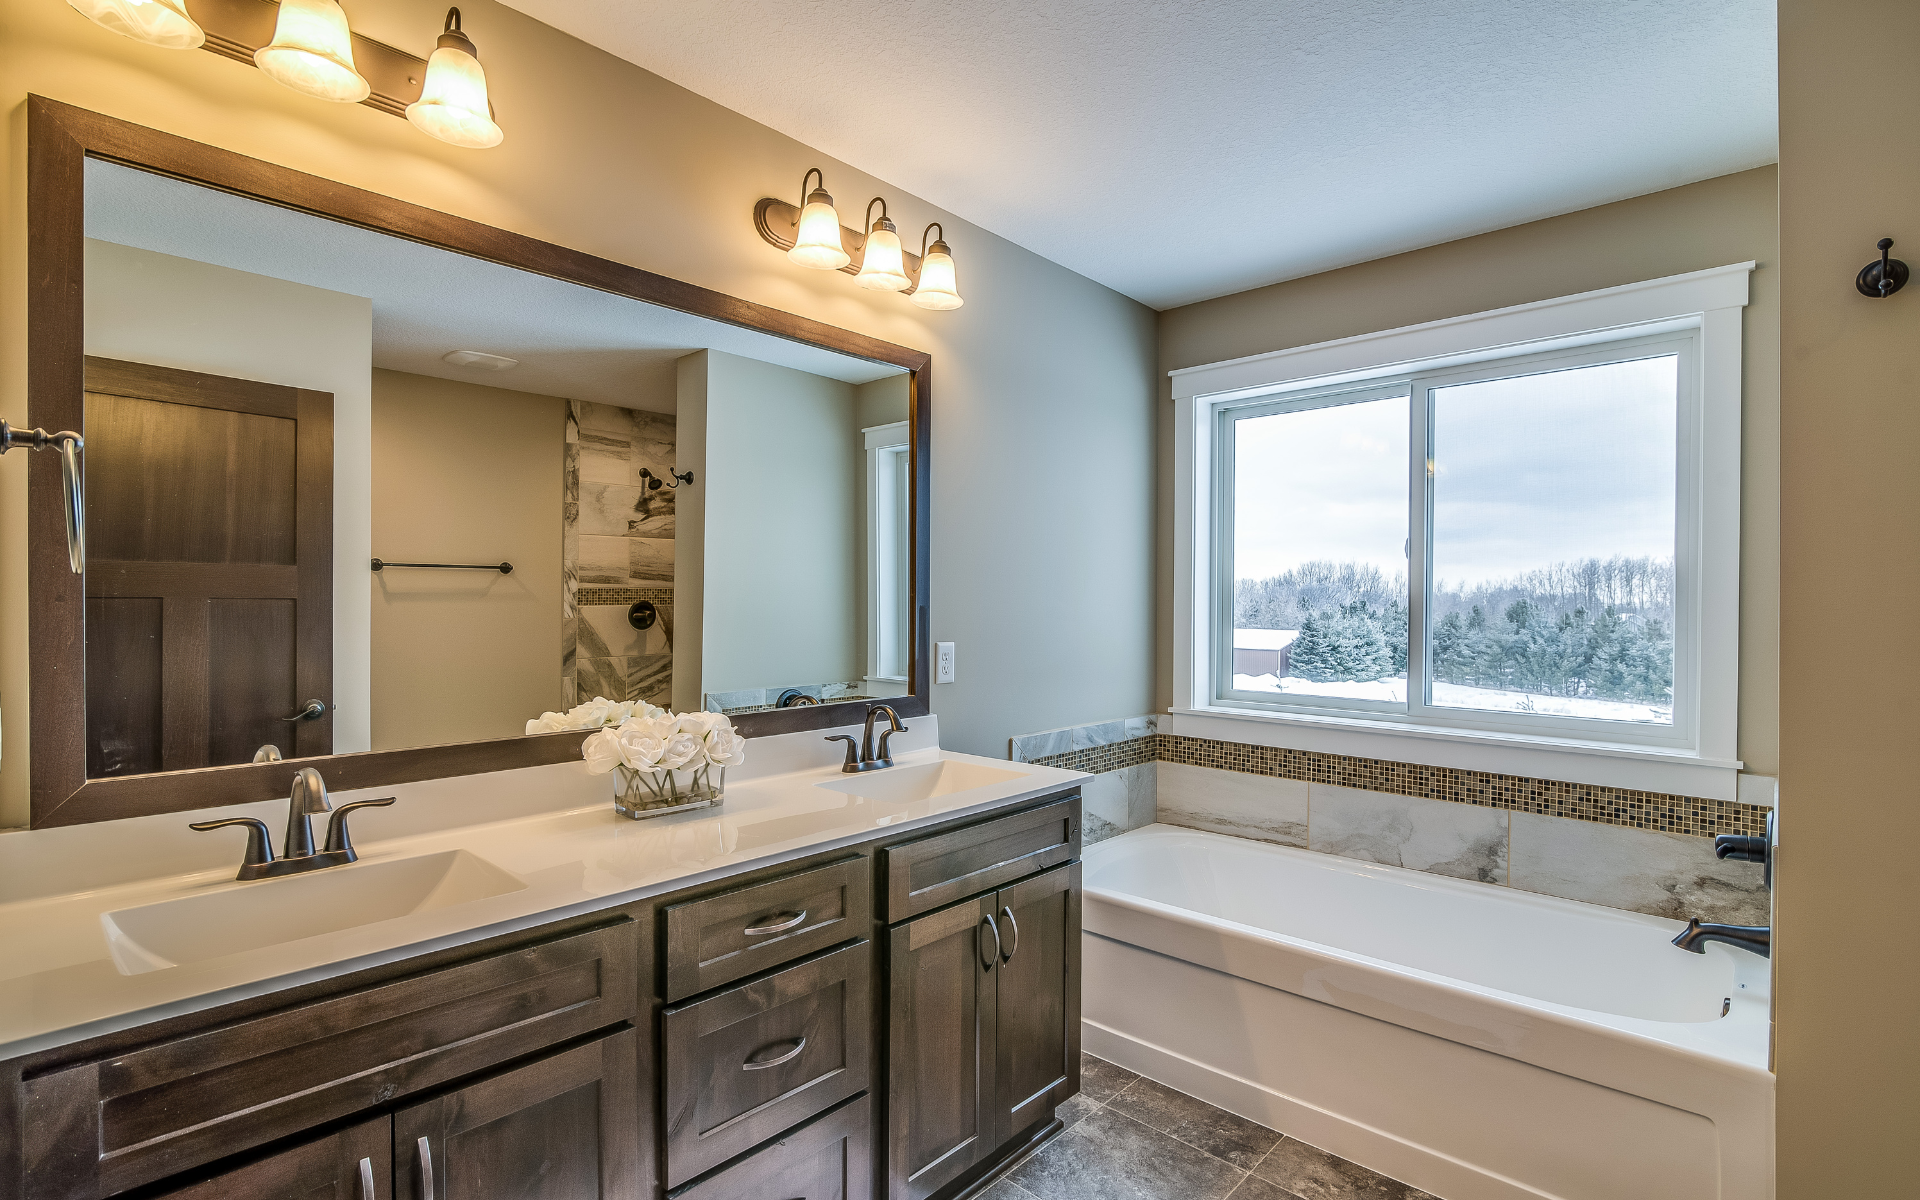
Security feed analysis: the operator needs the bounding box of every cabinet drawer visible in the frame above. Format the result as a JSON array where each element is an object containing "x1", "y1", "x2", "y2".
[
  {"x1": 663, "y1": 941, "x2": 872, "y2": 1188},
  {"x1": 675, "y1": 1094, "x2": 872, "y2": 1200},
  {"x1": 664, "y1": 857, "x2": 869, "y2": 1001},
  {"x1": 150, "y1": 1116, "x2": 388, "y2": 1199},
  {"x1": 22, "y1": 921, "x2": 639, "y2": 1200},
  {"x1": 882, "y1": 796, "x2": 1080, "y2": 922}
]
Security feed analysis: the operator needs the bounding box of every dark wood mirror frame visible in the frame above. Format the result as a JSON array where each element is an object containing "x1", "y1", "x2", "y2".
[{"x1": 25, "y1": 95, "x2": 932, "y2": 828}]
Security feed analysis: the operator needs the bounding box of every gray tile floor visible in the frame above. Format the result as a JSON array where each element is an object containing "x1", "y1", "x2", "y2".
[{"x1": 979, "y1": 1055, "x2": 1439, "y2": 1200}]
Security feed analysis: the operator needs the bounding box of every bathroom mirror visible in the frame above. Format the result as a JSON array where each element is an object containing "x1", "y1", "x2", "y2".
[{"x1": 23, "y1": 98, "x2": 930, "y2": 827}]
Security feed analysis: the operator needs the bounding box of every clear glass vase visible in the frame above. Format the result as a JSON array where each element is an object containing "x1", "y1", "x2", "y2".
[{"x1": 612, "y1": 762, "x2": 725, "y2": 819}]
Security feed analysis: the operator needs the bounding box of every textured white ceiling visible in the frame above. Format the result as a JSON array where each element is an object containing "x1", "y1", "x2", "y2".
[
  {"x1": 83, "y1": 160, "x2": 902, "y2": 411},
  {"x1": 500, "y1": 0, "x2": 1777, "y2": 309}
]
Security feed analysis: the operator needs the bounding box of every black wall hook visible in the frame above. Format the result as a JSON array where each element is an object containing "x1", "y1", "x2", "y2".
[
  {"x1": 1856, "y1": 237, "x2": 1909, "y2": 298},
  {"x1": 640, "y1": 467, "x2": 695, "y2": 490}
]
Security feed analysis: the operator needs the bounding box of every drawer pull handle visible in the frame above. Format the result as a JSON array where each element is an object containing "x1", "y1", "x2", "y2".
[
  {"x1": 980, "y1": 914, "x2": 1001, "y2": 969},
  {"x1": 416, "y1": 1136, "x2": 435, "y2": 1200},
  {"x1": 742, "y1": 1036, "x2": 808, "y2": 1070},
  {"x1": 358, "y1": 1155, "x2": 377, "y2": 1200},
  {"x1": 744, "y1": 910, "x2": 808, "y2": 937},
  {"x1": 1000, "y1": 905, "x2": 1019, "y2": 963}
]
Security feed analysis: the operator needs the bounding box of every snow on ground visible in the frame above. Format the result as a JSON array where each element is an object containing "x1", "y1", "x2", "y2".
[
  {"x1": 1233, "y1": 628, "x2": 1300, "y2": 650},
  {"x1": 1230, "y1": 673, "x2": 1673, "y2": 724}
]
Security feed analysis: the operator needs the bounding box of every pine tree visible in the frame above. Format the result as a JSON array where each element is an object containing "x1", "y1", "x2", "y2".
[{"x1": 1288, "y1": 605, "x2": 1392, "y2": 682}]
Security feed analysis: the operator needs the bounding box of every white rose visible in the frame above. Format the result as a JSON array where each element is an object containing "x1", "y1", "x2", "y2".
[
  {"x1": 635, "y1": 701, "x2": 666, "y2": 721},
  {"x1": 615, "y1": 727, "x2": 666, "y2": 770},
  {"x1": 659, "y1": 730, "x2": 704, "y2": 769},
  {"x1": 704, "y1": 725, "x2": 747, "y2": 767},
  {"x1": 637, "y1": 711, "x2": 680, "y2": 741},
  {"x1": 525, "y1": 710, "x2": 570, "y2": 735},
  {"x1": 676, "y1": 710, "x2": 724, "y2": 735},
  {"x1": 572, "y1": 697, "x2": 625, "y2": 729},
  {"x1": 581, "y1": 727, "x2": 625, "y2": 774}
]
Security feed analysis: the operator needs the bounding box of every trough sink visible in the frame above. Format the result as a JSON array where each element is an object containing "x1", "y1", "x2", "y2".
[
  {"x1": 813, "y1": 759, "x2": 1026, "y2": 804},
  {"x1": 101, "y1": 849, "x2": 527, "y2": 975}
]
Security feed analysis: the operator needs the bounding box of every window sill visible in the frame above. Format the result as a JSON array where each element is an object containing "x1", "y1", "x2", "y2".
[{"x1": 1164, "y1": 704, "x2": 1745, "y2": 802}]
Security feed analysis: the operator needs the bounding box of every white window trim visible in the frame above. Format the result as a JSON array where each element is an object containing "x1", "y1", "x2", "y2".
[
  {"x1": 1171, "y1": 262, "x2": 1753, "y2": 800},
  {"x1": 863, "y1": 421, "x2": 911, "y2": 685}
]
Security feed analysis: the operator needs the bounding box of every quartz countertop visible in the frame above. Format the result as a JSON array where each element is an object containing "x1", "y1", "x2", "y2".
[{"x1": 0, "y1": 723, "x2": 1086, "y2": 1060}]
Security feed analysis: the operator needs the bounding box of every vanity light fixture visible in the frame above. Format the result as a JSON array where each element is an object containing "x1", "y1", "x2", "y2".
[
  {"x1": 854, "y1": 198, "x2": 912, "y2": 292},
  {"x1": 406, "y1": 8, "x2": 503, "y2": 148},
  {"x1": 789, "y1": 169, "x2": 851, "y2": 270},
  {"x1": 67, "y1": 0, "x2": 204, "y2": 49},
  {"x1": 909, "y1": 223, "x2": 963, "y2": 310},
  {"x1": 254, "y1": 0, "x2": 370, "y2": 103}
]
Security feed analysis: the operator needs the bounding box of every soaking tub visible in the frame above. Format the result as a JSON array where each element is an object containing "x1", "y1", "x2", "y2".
[{"x1": 1082, "y1": 824, "x2": 1772, "y2": 1200}]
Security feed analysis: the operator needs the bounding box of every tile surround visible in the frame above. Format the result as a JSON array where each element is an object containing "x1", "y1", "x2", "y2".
[
  {"x1": 1016, "y1": 717, "x2": 1773, "y2": 925},
  {"x1": 562, "y1": 401, "x2": 677, "y2": 706}
]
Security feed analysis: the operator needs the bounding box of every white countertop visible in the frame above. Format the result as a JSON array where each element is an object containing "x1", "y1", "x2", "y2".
[{"x1": 0, "y1": 720, "x2": 1086, "y2": 1060}]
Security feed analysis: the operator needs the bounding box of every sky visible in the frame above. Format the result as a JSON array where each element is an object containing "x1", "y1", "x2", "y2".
[{"x1": 1234, "y1": 355, "x2": 1677, "y2": 586}]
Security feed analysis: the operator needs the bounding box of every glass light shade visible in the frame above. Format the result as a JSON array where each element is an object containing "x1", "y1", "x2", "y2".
[
  {"x1": 254, "y1": 0, "x2": 369, "y2": 103},
  {"x1": 407, "y1": 45, "x2": 502, "y2": 147},
  {"x1": 789, "y1": 191, "x2": 850, "y2": 269},
  {"x1": 910, "y1": 244, "x2": 963, "y2": 310},
  {"x1": 855, "y1": 222, "x2": 911, "y2": 291},
  {"x1": 68, "y1": 0, "x2": 204, "y2": 49}
]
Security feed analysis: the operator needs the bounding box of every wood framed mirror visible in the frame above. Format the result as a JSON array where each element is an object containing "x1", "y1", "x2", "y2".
[{"x1": 24, "y1": 96, "x2": 932, "y2": 828}]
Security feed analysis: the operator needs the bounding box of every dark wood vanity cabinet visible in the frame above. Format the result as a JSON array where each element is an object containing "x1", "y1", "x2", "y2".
[{"x1": 4, "y1": 788, "x2": 1082, "y2": 1200}]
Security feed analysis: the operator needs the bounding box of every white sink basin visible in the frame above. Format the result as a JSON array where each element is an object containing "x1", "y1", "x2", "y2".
[
  {"x1": 100, "y1": 849, "x2": 527, "y2": 975},
  {"x1": 813, "y1": 760, "x2": 1026, "y2": 804}
]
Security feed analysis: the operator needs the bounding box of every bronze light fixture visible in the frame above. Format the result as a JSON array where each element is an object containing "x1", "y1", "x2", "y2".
[{"x1": 755, "y1": 169, "x2": 966, "y2": 311}]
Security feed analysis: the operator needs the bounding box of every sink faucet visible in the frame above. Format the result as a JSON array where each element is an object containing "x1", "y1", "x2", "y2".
[
  {"x1": 1671, "y1": 918, "x2": 1771, "y2": 959},
  {"x1": 190, "y1": 768, "x2": 396, "y2": 881},
  {"x1": 824, "y1": 704, "x2": 909, "y2": 773}
]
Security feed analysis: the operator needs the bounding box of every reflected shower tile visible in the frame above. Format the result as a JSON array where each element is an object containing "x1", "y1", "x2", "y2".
[
  {"x1": 577, "y1": 483, "x2": 646, "y2": 537},
  {"x1": 1509, "y1": 812, "x2": 1769, "y2": 925},
  {"x1": 577, "y1": 535, "x2": 632, "y2": 584},
  {"x1": 1158, "y1": 762, "x2": 1308, "y2": 847},
  {"x1": 628, "y1": 538, "x2": 674, "y2": 584},
  {"x1": 573, "y1": 399, "x2": 637, "y2": 435},
  {"x1": 578, "y1": 604, "x2": 668, "y2": 659},
  {"x1": 577, "y1": 429, "x2": 631, "y2": 486},
  {"x1": 1310, "y1": 785, "x2": 1508, "y2": 884},
  {"x1": 629, "y1": 655, "x2": 672, "y2": 707}
]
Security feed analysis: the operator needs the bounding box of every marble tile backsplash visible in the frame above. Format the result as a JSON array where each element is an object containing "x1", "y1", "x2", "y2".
[
  {"x1": 563, "y1": 401, "x2": 676, "y2": 708},
  {"x1": 1015, "y1": 717, "x2": 1772, "y2": 925}
]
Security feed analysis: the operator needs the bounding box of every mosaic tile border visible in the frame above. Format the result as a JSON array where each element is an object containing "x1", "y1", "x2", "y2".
[
  {"x1": 1030, "y1": 733, "x2": 1767, "y2": 840},
  {"x1": 576, "y1": 586, "x2": 675, "y2": 606}
]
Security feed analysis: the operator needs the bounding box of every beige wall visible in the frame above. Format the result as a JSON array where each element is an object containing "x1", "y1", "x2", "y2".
[
  {"x1": 0, "y1": 0, "x2": 1157, "y2": 812},
  {"x1": 1775, "y1": 1, "x2": 1920, "y2": 1191},
  {"x1": 675, "y1": 350, "x2": 861, "y2": 700},
  {"x1": 369, "y1": 370, "x2": 565, "y2": 749},
  {"x1": 1156, "y1": 167, "x2": 1782, "y2": 777}
]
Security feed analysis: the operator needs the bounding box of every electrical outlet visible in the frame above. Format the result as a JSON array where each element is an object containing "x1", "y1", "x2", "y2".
[{"x1": 936, "y1": 641, "x2": 956, "y2": 684}]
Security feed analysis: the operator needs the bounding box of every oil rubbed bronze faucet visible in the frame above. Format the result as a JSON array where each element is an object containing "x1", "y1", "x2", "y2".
[
  {"x1": 824, "y1": 703, "x2": 910, "y2": 773},
  {"x1": 189, "y1": 768, "x2": 396, "y2": 881},
  {"x1": 1671, "y1": 919, "x2": 1771, "y2": 958}
]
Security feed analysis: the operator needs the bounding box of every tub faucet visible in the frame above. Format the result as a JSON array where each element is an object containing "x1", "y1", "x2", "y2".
[
  {"x1": 189, "y1": 768, "x2": 396, "y2": 881},
  {"x1": 1671, "y1": 918, "x2": 1770, "y2": 959},
  {"x1": 824, "y1": 703, "x2": 909, "y2": 773}
]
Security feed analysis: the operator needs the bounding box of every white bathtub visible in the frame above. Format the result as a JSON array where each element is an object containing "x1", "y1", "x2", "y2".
[{"x1": 1082, "y1": 824, "x2": 1772, "y2": 1200}]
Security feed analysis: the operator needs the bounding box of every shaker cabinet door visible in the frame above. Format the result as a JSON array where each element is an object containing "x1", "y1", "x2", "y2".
[
  {"x1": 992, "y1": 863, "x2": 1081, "y2": 1143},
  {"x1": 394, "y1": 1030, "x2": 641, "y2": 1200},
  {"x1": 887, "y1": 893, "x2": 999, "y2": 1200},
  {"x1": 152, "y1": 1117, "x2": 389, "y2": 1200}
]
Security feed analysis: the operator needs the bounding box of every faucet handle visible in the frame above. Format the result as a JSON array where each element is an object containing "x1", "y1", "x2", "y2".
[
  {"x1": 824, "y1": 735, "x2": 859, "y2": 770},
  {"x1": 876, "y1": 723, "x2": 909, "y2": 763},
  {"x1": 189, "y1": 816, "x2": 275, "y2": 877},
  {"x1": 323, "y1": 797, "x2": 396, "y2": 857}
]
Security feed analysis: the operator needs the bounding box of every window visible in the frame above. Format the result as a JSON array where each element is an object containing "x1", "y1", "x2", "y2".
[
  {"x1": 1176, "y1": 263, "x2": 1750, "y2": 775},
  {"x1": 1218, "y1": 336, "x2": 1690, "y2": 745}
]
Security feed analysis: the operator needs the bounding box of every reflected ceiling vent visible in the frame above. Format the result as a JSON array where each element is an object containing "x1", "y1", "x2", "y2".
[{"x1": 443, "y1": 349, "x2": 519, "y2": 370}]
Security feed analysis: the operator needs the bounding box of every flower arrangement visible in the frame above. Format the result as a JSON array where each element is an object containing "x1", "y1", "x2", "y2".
[
  {"x1": 576, "y1": 704, "x2": 747, "y2": 819},
  {"x1": 524, "y1": 696, "x2": 650, "y2": 735}
]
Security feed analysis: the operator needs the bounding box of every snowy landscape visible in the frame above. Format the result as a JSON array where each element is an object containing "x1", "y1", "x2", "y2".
[{"x1": 1229, "y1": 670, "x2": 1674, "y2": 723}]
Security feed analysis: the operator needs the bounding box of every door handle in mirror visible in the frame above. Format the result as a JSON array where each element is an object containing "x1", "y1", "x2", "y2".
[
  {"x1": 741, "y1": 1036, "x2": 806, "y2": 1070},
  {"x1": 282, "y1": 699, "x2": 327, "y2": 722},
  {"x1": 743, "y1": 910, "x2": 807, "y2": 937}
]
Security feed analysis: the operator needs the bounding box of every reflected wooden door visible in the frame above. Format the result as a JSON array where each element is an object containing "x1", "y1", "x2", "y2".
[{"x1": 83, "y1": 357, "x2": 333, "y2": 776}]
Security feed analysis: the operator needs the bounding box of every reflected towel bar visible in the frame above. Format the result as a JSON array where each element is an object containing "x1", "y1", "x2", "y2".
[{"x1": 371, "y1": 558, "x2": 512, "y2": 574}]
